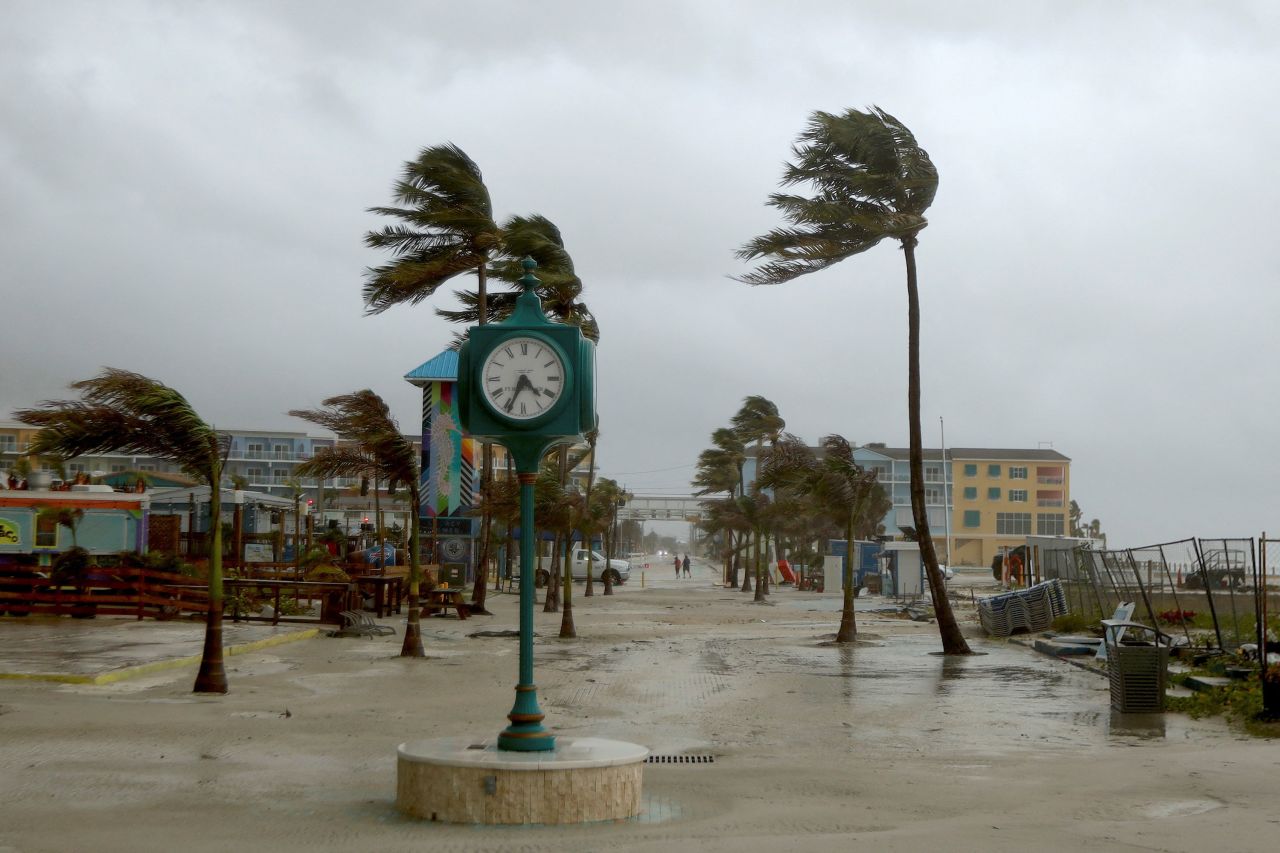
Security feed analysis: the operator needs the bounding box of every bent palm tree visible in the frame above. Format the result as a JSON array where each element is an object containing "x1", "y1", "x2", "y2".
[
  {"x1": 761, "y1": 435, "x2": 887, "y2": 642},
  {"x1": 364, "y1": 143, "x2": 503, "y2": 616},
  {"x1": 737, "y1": 106, "x2": 971, "y2": 655},
  {"x1": 14, "y1": 369, "x2": 234, "y2": 691},
  {"x1": 363, "y1": 143, "x2": 501, "y2": 318},
  {"x1": 289, "y1": 391, "x2": 426, "y2": 657},
  {"x1": 732, "y1": 396, "x2": 785, "y2": 597}
]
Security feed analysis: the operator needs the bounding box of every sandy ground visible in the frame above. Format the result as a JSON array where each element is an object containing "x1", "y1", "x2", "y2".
[{"x1": 1, "y1": 557, "x2": 1277, "y2": 853}]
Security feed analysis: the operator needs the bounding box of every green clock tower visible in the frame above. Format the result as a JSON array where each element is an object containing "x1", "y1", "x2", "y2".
[{"x1": 457, "y1": 258, "x2": 596, "y2": 751}]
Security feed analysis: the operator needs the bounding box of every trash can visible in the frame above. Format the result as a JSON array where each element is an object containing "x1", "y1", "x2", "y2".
[{"x1": 1102, "y1": 620, "x2": 1170, "y2": 713}]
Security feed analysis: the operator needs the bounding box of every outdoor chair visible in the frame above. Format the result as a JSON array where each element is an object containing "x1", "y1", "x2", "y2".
[{"x1": 335, "y1": 609, "x2": 396, "y2": 638}]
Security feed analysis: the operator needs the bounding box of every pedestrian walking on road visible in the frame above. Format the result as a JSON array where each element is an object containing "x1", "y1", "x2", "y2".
[
  {"x1": 682, "y1": 554, "x2": 691, "y2": 577},
  {"x1": 674, "y1": 555, "x2": 681, "y2": 578}
]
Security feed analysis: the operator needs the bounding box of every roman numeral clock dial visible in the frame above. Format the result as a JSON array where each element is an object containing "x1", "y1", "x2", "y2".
[{"x1": 481, "y1": 336, "x2": 566, "y2": 421}]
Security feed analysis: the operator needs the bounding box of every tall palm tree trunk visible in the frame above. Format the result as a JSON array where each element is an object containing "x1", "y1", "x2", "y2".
[
  {"x1": 544, "y1": 533, "x2": 560, "y2": 612},
  {"x1": 835, "y1": 513, "x2": 858, "y2": 642},
  {"x1": 904, "y1": 237, "x2": 971, "y2": 655},
  {"x1": 470, "y1": 262, "x2": 494, "y2": 614},
  {"x1": 194, "y1": 480, "x2": 228, "y2": 693},
  {"x1": 583, "y1": 436, "x2": 597, "y2": 597},
  {"x1": 471, "y1": 441, "x2": 494, "y2": 612},
  {"x1": 559, "y1": 528, "x2": 575, "y2": 638},
  {"x1": 401, "y1": 492, "x2": 425, "y2": 656},
  {"x1": 753, "y1": 529, "x2": 766, "y2": 601}
]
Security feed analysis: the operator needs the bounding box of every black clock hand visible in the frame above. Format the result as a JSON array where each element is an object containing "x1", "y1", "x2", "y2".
[{"x1": 506, "y1": 375, "x2": 533, "y2": 412}]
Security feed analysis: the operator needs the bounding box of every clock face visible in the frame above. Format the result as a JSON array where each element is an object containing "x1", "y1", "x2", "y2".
[
  {"x1": 480, "y1": 336, "x2": 566, "y2": 421},
  {"x1": 441, "y1": 538, "x2": 466, "y2": 560}
]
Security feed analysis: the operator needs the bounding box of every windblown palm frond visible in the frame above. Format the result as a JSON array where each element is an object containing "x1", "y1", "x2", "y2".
[
  {"x1": 435, "y1": 214, "x2": 600, "y2": 342},
  {"x1": 735, "y1": 106, "x2": 938, "y2": 287},
  {"x1": 362, "y1": 143, "x2": 500, "y2": 315},
  {"x1": 731, "y1": 395, "x2": 785, "y2": 446},
  {"x1": 288, "y1": 390, "x2": 417, "y2": 495},
  {"x1": 15, "y1": 368, "x2": 225, "y2": 483}
]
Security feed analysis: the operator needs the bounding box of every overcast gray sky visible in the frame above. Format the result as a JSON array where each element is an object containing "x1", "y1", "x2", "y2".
[{"x1": 3, "y1": 1, "x2": 1278, "y2": 547}]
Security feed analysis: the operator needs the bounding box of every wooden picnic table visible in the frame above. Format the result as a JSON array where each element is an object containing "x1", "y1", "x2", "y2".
[
  {"x1": 420, "y1": 588, "x2": 469, "y2": 620},
  {"x1": 354, "y1": 574, "x2": 403, "y2": 618}
]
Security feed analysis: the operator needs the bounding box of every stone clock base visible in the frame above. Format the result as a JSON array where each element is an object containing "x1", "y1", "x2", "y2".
[{"x1": 396, "y1": 736, "x2": 648, "y2": 824}]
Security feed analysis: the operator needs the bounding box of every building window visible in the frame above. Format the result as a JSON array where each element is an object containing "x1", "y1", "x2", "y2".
[
  {"x1": 1037, "y1": 490, "x2": 1064, "y2": 508},
  {"x1": 963, "y1": 464, "x2": 977, "y2": 477},
  {"x1": 1037, "y1": 513, "x2": 1065, "y2": 535},
  {"x1": 868, "y1": 464, "x2": 890, "y2": 481},
  {"x1": 963, "y1": 510, "x2": 981, "y2": 528},
  {"x1": 0, "y1": 436, "x2": 15, "y2": 452},
  {"x1": 988, "y1": 487, "x2": 1001, "y2": 500},
  {"x1": 68, "y1": 463, "x2": 86, "y2": 474},
  {"x1": 1009, "y1": 489, "x2": 1028, "y2": 503},
  {"x1": 894, "y1": 508, "x2": 914, "y2": 528},
  {"x1": 110, "y1": 465, "x2": 125, "y2": 473},
  {"x1": 139, "y1": 464, "x2": 155, "y2": 472},
  {"x1": 963, "y1": 486, "x2": 977, "y2": 500},
  {"x1": 35, "y1": 515, "x2": 58, "y2": 547},
  {"x1": 246, "y1": 467, "x2": 265, "y2": 481},
  {"x1": 925, "y1": 487, "x2": 942, "y2": 504},
  {"x1": 273, "y1": 471, "x2": 288, "y2": 483},
  {"x1": 988, "y1": 464, "x2": 1001, "y2": 477},
  {"x1": 996, "y1": 512, "x2": 1032, "y2": 535},
  {"x1": 925, "y1": 465, "x2": 941, "y2": 482},
  {"x1": 274, "y1": 444, "x2": 289, "y2": 459},
  {"x1": 247, "y1": 443, "x2": 264, "y2": 459},
  {"x1": 1010, "y1": 466, "x2": 1028, "y2": 479}
]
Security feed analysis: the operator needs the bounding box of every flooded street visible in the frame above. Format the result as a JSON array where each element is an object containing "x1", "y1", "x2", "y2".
[{"x1": 1, "y1": 556, "x2": 1273, "y2": 852}]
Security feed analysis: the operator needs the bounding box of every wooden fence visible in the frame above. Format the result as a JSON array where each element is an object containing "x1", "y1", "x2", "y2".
[{"x1": 0, "y1": 566, "x2": 210, "y2": 620}]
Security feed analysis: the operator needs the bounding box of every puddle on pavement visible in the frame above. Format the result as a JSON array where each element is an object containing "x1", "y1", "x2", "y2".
[{"x1": 762, "y1": 635, "x2": 1213, "y2": 752}]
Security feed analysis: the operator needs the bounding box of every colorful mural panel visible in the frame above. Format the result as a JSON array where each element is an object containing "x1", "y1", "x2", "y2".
[{"x1": 421, "y1": 380, "x2": 476, "y2": 518}]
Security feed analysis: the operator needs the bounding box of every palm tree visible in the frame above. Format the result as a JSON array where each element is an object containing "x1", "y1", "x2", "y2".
[
  {"x1": 761, "y1": 434, "x2": 889, "y2": 642},
  {"x1": 693, "y1": 427, "x2": 747, "y2": 586},
  {"x1": 14, "y1": 369, "x2": 234, "y2": 692},
  {"x1": 289, "y1": 391, "x2": 426, "y2": 658},
  {"x1": 364, "y1": 142, "x2": 502, "y2": 616},
  {"x1": 534, "y1": 456, "x2": 569, "y2": 612},
  {"x1": 363, "y1": 143, "x2": 501, "y2": 318},
  {"x1": 589, "y1": 476, "x2": 625, "y2": 595},
  {"x1": 732, "y1": 396, "x2": 785, "y2": 596},
  {"x1": 737, "y1": 106, "x2": 971, "y2": 655}
]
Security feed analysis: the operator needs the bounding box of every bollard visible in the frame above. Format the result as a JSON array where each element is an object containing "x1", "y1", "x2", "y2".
[{"x1": 641, "y1": 571, "x2": 645, "y2": 588}]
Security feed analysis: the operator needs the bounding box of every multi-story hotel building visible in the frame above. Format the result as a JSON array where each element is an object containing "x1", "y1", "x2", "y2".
[{"x1": 745, "y1": 442, "x2": 1071, "y2": 568}]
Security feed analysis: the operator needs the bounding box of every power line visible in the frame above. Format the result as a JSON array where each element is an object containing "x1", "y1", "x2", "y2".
[{"x1": 602, "y1": 463, "x2": 696, "y2": 476}]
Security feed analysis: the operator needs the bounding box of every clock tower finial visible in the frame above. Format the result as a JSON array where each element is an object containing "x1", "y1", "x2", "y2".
[{"x1": 520, "y1": 256, "x2": 538, "y2": 293}]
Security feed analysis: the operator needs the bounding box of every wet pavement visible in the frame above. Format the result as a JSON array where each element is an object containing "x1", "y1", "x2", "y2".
[
  {"x1": 0, "y1": 615, "x2": 319, "y2": 678},
  {"x1": 0, "y1": 554, "x2": 1265, "y2": 853}
]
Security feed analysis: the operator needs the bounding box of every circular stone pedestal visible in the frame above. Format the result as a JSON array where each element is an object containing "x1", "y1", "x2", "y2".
[{"x1": 396, "y1": 736, "x2": 648, "y2": 825}]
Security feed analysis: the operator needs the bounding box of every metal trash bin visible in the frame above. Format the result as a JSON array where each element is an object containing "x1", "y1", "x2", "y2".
[{"x1": 1102, "y1": 620, "x2": 1170, "y2": 713}]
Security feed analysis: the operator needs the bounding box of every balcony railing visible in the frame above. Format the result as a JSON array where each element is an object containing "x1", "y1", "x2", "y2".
[
  {"x1": 230, "y1": 450, "x2": 312, "y2": 462},
  {"x1": 1037, "y1": 499, "x2": 1064, "y2": 508},
  {"x1": 1037, "y1": 476, "x2": 1063, "y2": 485}
]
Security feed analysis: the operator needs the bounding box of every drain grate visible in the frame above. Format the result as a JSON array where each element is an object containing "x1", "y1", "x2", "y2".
[{"x1": 646, "y1": 754, "x2": 715, "y2": 764}]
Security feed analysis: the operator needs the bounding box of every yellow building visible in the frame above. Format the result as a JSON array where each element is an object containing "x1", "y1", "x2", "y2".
[{"x1": 946, "y1": 448, "x2": 1071, "y2": 568}]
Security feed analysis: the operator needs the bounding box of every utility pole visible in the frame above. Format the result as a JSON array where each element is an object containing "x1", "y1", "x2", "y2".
[{"x1": 940, "y1": 416, "x2": 952, "y2": 566}]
